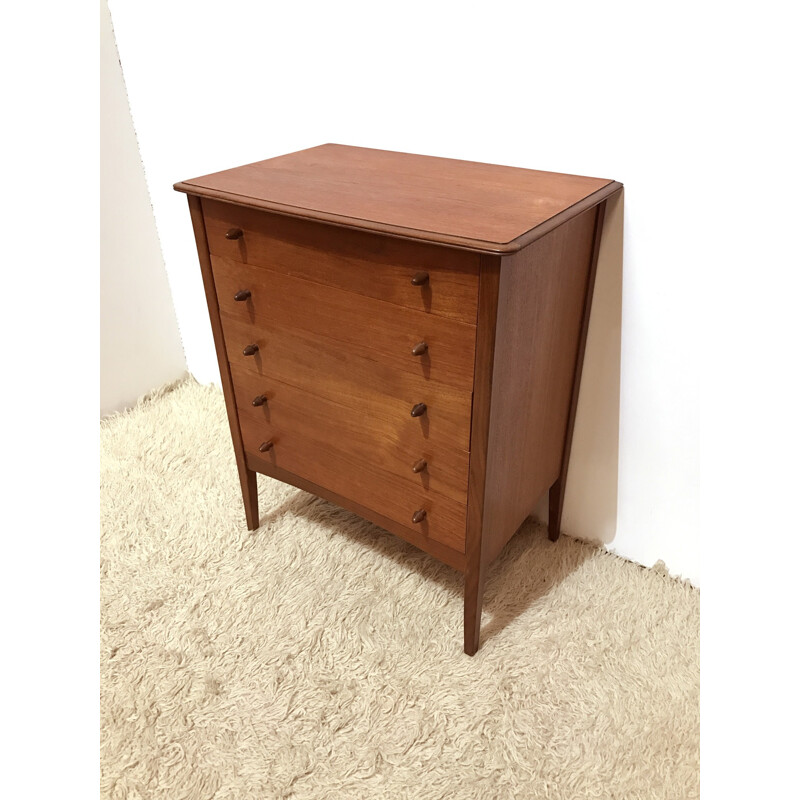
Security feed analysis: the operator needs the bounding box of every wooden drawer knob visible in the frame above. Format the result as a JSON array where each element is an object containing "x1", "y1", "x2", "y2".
[
  {"x1": 252, "y1": 395, "x2": 267, "y2": 407},
  {"x1": 234, "y1": 289, "x2": 251, "y2": 302},
  {"x1": 411, "y1": 341, "x2": 428, "y2": 357},
  {"x1": 242, "y1": 344, "x2": 259, "y2": 356},
  {"x1": 225, "y1": 227, "x2": 244, "y2": 240},
  {"x1": 412, "y1": 459, "x2": 427, "y2": 474},
  {"x1": 411, "y1": 271, "x2": 429, "y2": 286},
  {"x1": 412, "y1": 509, "x2": 427, "y2": 524},
  {"x1": 259, "y1": 440, "x2": 273, "y2": 452},
  {"x1": 410, "y1": 403, "x2": 427, "y2": 418}
]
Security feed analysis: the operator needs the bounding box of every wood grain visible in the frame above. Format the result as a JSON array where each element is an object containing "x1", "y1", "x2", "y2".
[
  {"x1": 174, "y1": 144, "x2": 618, "y2": 253},
  {"x1": 481, "y1": 206, "x2": 600, "y2": 566},
  {"x1": 463, "y1": 255, "x2": 502, "y2": 656},
  {"x1": 219, "y1": 313, "x2": 474, "y2": 451},
  {"x1": 211, "y1": 255, "x2": 476, "y2": 392},
  {"x1": 202, "y1": 198, "x2": 480, "y2": 324},
  {"x1": 229, "y1": 364, "x2": 470, "y2": 503},
  {"x1": 186, "y1": 195, "x2": 259, "y2": 530},
  {"x1": 238, "y1": 414, "x2": 467, "y2": 552},
  {"x1": 177, "y1": 148, "x2": 622, "y2": 655},
  {"x1": 245, "y1": 451, "x2": 466, "y2": 571},
  {"x1": 549, "y1": 200, "x2": 609, "y2": 542}
]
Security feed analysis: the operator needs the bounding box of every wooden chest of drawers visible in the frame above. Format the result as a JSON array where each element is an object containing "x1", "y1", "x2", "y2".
[{"x1": 175, "y1": 144, "x2": 622, "y2": 654}]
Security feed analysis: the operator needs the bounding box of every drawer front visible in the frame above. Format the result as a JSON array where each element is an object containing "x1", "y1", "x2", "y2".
[
  {"x1": 230, "y1": 364, "x2": 470, "y2": 504},
  {"x1": 212, "y1": 255, "x2": 476, "y2": 392},
  {"x1": 220, "y1": 314, "x2": 473, "y2": 451},
  {"x1": 202, "y1": 198, "x2": 480, "y2": 325},
  {"x1": 239, "y1": 413, "x2": 467, "y2": 553}
]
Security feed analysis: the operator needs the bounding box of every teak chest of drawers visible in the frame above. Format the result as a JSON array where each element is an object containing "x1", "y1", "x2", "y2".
[{"x1": 175, "y1": 144, "x2": 622, "y2": 655}]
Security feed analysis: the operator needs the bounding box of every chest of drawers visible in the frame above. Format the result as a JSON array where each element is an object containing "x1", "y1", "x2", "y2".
[{"x1": 175, "y1": 144, "x2": 621, "y2": 654}]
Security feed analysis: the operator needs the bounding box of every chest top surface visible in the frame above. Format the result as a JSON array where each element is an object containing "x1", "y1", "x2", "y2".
[{"x1": 175, "y1": 144, "x2": 619, "y2": 254}]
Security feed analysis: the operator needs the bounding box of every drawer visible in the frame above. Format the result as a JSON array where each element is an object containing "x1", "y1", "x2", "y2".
[
  {"x1": 239, "y1": 414, "x2": 467, "y2": 553},
  {"x1": 212, "y1": 255, "x2": 476, "y2": 392},
  {"x1": 220, "y1": 314, "x2": 474, "y2": 452},
  {"x1": 230, "y1": 364, "x2": 470, "y2": 504},
  {"x1": 202, "y1": 198, "x2": 480, "y2": 325}
]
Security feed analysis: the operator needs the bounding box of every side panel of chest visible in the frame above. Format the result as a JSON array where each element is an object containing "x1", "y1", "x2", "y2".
[{"x1": 482, "y1": 207, "x2": 601, "y2": 563}]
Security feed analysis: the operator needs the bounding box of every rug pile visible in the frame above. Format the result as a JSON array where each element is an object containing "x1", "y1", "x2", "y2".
[{"x1": 100, "y1": 378, "x2": 699, "y2": 799}]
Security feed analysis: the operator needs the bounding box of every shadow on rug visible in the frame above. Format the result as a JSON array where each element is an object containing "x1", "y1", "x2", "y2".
[{"x1": 101, "y1": 378, "x2": 699, "y2": 799}]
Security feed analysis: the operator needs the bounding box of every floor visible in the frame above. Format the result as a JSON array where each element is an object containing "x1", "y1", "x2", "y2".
[{"x1": 100, "y1": 378, "x2": 700, "y2": 799}]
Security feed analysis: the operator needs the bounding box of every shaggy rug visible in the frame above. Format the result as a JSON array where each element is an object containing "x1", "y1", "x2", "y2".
[{"x1": 100, "y1": 378, "x2": 699, "y2": 800}]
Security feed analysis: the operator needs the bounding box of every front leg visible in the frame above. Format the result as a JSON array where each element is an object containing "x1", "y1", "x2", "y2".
[
  {"x1": 238, "y1": 464, "x2": 259, "y2": 531},
  {"x1": 464, "y1": 557, "x2": 487, "y2": 656}
]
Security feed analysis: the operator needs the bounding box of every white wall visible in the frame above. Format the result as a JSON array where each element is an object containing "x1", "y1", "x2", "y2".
[
  {"x1": 107, "y1": 0, "x2": 729, "y2": 583},
  {"x1": 534, "y1": 189, "x2": 623, "y2": 547},
  {"x1": 100, "y1": 0, "x2": 186, "y2": 416}
]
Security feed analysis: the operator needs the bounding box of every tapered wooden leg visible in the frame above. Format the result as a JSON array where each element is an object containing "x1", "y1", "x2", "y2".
[
  {"x1": 462, "y1": 255, "x2": 501, "y2": 655},
  {"x1": 188, "y1": 194, "x2": 260, "y2": 533},
  {"x1": 464, "y1": 560, "x2": 487, "y2": 656},
  {"x1": 239, "y1": 465, "x2": 259, "y2": 531},
  {"x1": 548, "y1": 478, "x2": 565, "y2": 542}
]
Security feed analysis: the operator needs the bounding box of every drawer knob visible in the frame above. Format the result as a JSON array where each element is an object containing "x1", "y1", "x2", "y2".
[
  {"x1": 412, "y1": 509, "x2": 427, "y2": 524},
  {"x1": 259, "y1": 440, "x2": 273, "y2": 453},
  {"x1": 226, "y1": 227, "x2": 244, "y2": 240},
  {"x1": 243, "y1": 344, "x2": 259, "y2": 356},
  {"x1": 411, "y1": 341, "x2": 428, "y2": 357},
  {"x1": 252, "y1": 395, "x2": 267, "y2": 407},
  {"x1": 411, "y1": 271, "x2": 429, "y2": 286},
  {"x1": 410, "y1": 403, "x2": 427, "y2": 418},
  {"x1": 234, "y1": 289, "x2": 252, "y2": 302},
  {"x1": 412, "y1": 459, "x2": 427, "y2": 474}
]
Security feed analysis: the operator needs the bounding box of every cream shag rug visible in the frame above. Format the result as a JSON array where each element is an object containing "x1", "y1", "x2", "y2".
[{"x1": 100, "y1": 378, "x2": 699, "y2": 799}]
